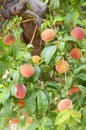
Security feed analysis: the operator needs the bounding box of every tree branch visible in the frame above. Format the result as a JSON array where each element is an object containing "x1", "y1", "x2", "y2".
[
  {"x1": 0, "y1": 0, "x2": 26, "y2": 18},
  {"x1": 0, "y1": 0, "x2": 47, "y2": 18}
]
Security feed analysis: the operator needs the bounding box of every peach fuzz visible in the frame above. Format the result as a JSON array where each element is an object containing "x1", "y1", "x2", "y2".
[
  {"x1": 15, "y1": 84, "x2": 27, "y2": 99},
  {"x1": 41, "y1": 29, "x2": 56, "y2": 42},
  {"x1": 58, "y1": 99, "x2": 72, "y2": 111},
  {"x1": 20, "y1": 63, "x2": 34, "y2": 78},
  {"x1": 56, "y1": 60, "x2": 70, "y2": 74},
  {"x1": 4, "y1": 34, "x2": 15, "y2": 45},
  {"x1": 70, "y1": 48, "x2": 82, "y2": 60},
  {"x1": 70, "y1": 27, "x2": 84, "y2": 41}
]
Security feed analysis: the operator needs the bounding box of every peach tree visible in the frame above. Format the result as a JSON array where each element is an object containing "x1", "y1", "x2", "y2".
[{"x1": 0, "y1": 0, "x2": 86, "y2": 129}]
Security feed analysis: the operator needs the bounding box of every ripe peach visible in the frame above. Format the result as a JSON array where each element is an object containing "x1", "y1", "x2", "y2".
[
  {"x1": 4, "y1": 34, "x2": 15, "y2": 45},
  {"x1": 58, "y1": 99, "x2": 72, "y2": 111},
  {"x1": 68, "y1": 86, "x2": 81, "y2": 96},
  {"x1": 56, "y1": 60, "x2": 70, "y2": 73},
  {"x1": 11, "y1": 118, "x2": 19, "y2": 124},
  {"x1": 41, "y1": 29, "x2": 56, "y2": 42},
  {"x1": 15, "y1": 84, "x2": 27, "y2": 99},
  {"x1": 70, "y1": 48, "x2": 82, "y2": 60},
  {"x1": 20, "y1": 63, "x2": 34, "y2": 78},
  {"x1": 18, "y1": 99, "x2": 25, "y2": 107},
  {"x1": 32, "y1": 55, "x2": 41, "y2": 64},
  {"x1": 70, "y1": 27, "x2": 84, "y2": 41}
]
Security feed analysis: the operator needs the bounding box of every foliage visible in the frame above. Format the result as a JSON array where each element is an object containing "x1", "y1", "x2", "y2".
[{"x1": 0, "y1": 0, "x2": 86, "y2": 129}]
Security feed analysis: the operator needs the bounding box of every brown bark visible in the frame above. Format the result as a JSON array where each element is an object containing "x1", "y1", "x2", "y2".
[
  {"x1": 20, "y1": 13, "x2": 44, "y2": 55},
  {"x1": 0, "y1": 0, "x2": 47, "y2": 55}
]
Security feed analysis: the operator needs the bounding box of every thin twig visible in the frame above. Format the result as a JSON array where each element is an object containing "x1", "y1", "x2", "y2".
[{"x1": 29, "y1": 25, "x2": 38, "y2": 44}]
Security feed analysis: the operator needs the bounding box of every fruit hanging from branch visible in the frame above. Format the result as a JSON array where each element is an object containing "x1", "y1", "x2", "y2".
[
  {"x1": 41, "y1": 29, "x2": 56, "y2": 42},
  {"x1": 56, "y1": 60, "x2": 70, "y2": 74},
  {"x1": 70, "y1": 27, "x2": 84, "y2": 41},
  {"x1": 4, "y1": 34, "x2": 15, "y2": 46},
  {"x1": 58, "y1": 99, "x2": 73, "y2": 111},
  {"x1": 20, "y1": 63, "x2": 34, "y2": 78},
  {"x1": 14, "y1": 84, "x2": 27, "y2": 99},
  {"x1": 70, "y1": 48, "x2": 82, "y2": 60}
]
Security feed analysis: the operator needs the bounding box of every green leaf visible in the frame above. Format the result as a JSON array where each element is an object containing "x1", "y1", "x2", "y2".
[
  {"x1": 55, "y1": 110, "x2": 71, "y2": 125},
  {"x1": 57, "y1": 125, "x2": 66, "y2": 130},
  {"x1": 76, "y1": 73, "x2": 86, "y2": 81},
  {"x1": 71, "y1": 110, "x2": 81, "y2": 123},
  {"x1": 24, "y1": 52, "x2": 31, "y2": 62},
  {"x1": 0, "y1": 99, "x2": 13, "y2": 118},
  {"x1": 67, "y1": 75, "x2": 73, "y2": 89},
  {"x1": 27, "y1": 121, "x2": 39, "y2": 130},
  {"x1": 0, "y1": 84, "x2": 10, "y2": 104},
  {"x1": 51, "y1": 0, "x2": 60, "y2": 9},
  {"x1": 81, "y1": 107, "x2": 86, "y2": 125},
  {"x1": 33, "y1": 65, "x2": 41, "y2": 81},
  {"x1": 41, "y1": 117, "x2": 53, "y2": 128},
  {"x1": 12, "y1": 71, "x2": 19, "y2": 83},
  {"x1": 25, "y1": 90, "x2": 36, "y2": 115},
  {"x1": 63, "y1": 35, "x2": 77, "y2": 42},
  {"x1": 19, "y1": 116, "x2": 26, "y2": 127},
  {"x1": 67, "y1": 116, "x2": 79, "y2": 127},
  {"x1": 77, "y1": 85, "x2": 86, "y2": 94},
  {"x1": 41, "y1": 45, "x2": 57, "y2": 64},
  {"x1": 74, "y1": 65, "x2": 86, "y2": 74},
  {"x1": 11, "y1": 84, "x2": 17, "y2": 96},
  {"x1": 27, "y1": 43, "x2": 34, "y2": 48},
  {"x1": 64, "y1": 12, "x2": 74, "y2": 24},
  {"x1": 59, "y1": 42, "x2": 65, "y2": 52},
  {"x1": 37, "y1": 90, "x2": 48, "y2": 114},
  {"x1": 45, "y1": 81, "x2": 60, "y2": 91},
  {"x1": 0, "y1": 62, "x2": 8, "y2": 78}
]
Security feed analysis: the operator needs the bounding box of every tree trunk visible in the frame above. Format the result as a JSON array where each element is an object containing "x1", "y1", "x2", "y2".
[
  {"x1": 20, "y1": 13, "x2": 44, "y2": 55},
  {"x1": 0, "y1": 0, "x2": 47, "y2": 55}
]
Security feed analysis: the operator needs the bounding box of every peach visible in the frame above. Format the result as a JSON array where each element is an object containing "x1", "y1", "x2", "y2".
[
  {"x1": 68, "y1": 86, "x2": 81, "y2": 96},
  {"x1": 32, "y1": 55, "x2": 41, "y2": 64},
  {"x1": 4, "y1": 34, "x2": 15, "y2": 45},
  {"x1": 18, "y1": 99, "x2": 25, "y2": 107},
  {"x1": 41, "y1": 29, "x2": 56, "y2": 42},
  {"x1": 20, "y1": 63, "x2": 34, "y2": 78},
  {"x1": 11, "y1": 118, "x2": 19, "y2": 124},
  {"x1": 58, "y1": 99, "x2": 72, "y2": 111},
  {"x1": 70, "y1": 48, "x2": 82, "y2": 60},
  {"x1": 15, "y1": 84, "x2": 27, "y2": 99},
  {"x1": 56, "y1": 60, "x2": 70, "y2": 73},
  {"x1": 70, "y1": 27, "x2": 84, "y2": 41}
]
